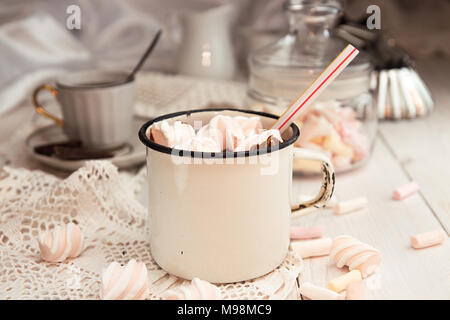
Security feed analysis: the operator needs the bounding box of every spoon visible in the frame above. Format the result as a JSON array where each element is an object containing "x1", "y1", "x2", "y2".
[
  {"x1": 126, "y1": 29, "x2": 162, "y2": 82},
  {"x1": 77, "y1": 29, "x2": 163, "y2": 88}
]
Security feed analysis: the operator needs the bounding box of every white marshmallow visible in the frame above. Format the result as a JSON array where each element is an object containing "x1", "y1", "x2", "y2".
[
  {"x1": 290, "y1": 237, "x2": 332, "y2": 258},
  {"x1": 300, "y1": 282, "x2": 344, "y2": 300}
]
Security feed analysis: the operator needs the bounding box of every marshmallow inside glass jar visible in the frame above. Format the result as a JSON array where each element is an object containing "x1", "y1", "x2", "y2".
[
  {"x1": 247, "y1": 1, "x2": 377, "y2": 173},
  {"x1": 149, "y1": 114, "x2": 283, "y2": 153}
]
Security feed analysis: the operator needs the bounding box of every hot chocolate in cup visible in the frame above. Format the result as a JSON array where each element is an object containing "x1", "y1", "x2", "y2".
[
  {"x1": 139, "y1": 108, "x2": 335, "y2": 283},
  {"x1": 33, "y1": 70, "x2": 135, "y2": 149}
]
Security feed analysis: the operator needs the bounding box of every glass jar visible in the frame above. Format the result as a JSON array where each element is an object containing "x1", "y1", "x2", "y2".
[{"x1": 247, "y1": 0, "x2": 377, "y2": 173}]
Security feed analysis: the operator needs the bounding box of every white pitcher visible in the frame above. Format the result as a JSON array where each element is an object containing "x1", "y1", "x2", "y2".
[{"x1": 177, "y1": 3, "x2": 236, "y2": 80}]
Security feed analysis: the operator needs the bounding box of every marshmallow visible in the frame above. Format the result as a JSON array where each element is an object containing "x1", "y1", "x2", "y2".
[
  {"x1": 175, "y1": 136, "x2": 222, "y2": 152},
  {"x1": 150, "y1": 120, "x2": 195, "y2": 148},
  {"x1": 393, "y1": 181, "x2": 420, "y2": 200},
  {"x1": 233, "y1": 116, "x2": 263, "y2": 137},
  {"x1": 328, "y1": 270, "x2": 362, "y2": 293},
  {"x1": 297, "y1": 115, "x2": 334, "y2": 146},
  {"x1": 290, "y1": 237, "x2": 332, "y2": 258},
  {"x1": 197, "y1": 123, "x2": 228, "y2": 150},
  {"x1": 340, "y1": 122, "x2": 369, "y2": 160},
  {"x1": 234, "y1": 129, "x2": 283, "y2": 152},
  {"x1": 325, "y1": 193, "x2": 339, "y2": 209},
  {"x1": 300, "y1": 282, "x2": 344, "y2": 300},
  {"x1": 330, "y1": 235, "x2": 382, "y2": 278},
  {"x1": 38, "y1": 223, "x2": 84, "y2": 262},
  {"x1": 150, "y1": 115, "x2": 275, "y2": 153},
  {"x1": 333, "y1": 197, "x2": 367, "y2": 215},
  {"x1": 332, "y1": 155, "x2": 352, "y2": 169},
  {"x1": 290, "y1": 226, "x2": 323, "y2": 240},
  {"x1": 322, "y1": 132, "x2": 354, "y2": 158},
  {"x1": 162, "y1": 277, "x2": 221, "y2": 300},
  {"x1": 209, "y1": 115, "x2": 244, "y2": 150},
  {"x1": 299, "y1": 193, "x2": 338, "y2": 209},
  {"x1": 149, "y1": 120, "x2": 173, "y2": 147},
  {"x1": 101, "y1": 259, "x2": 150, "y2": 300},
  {"x1": 345, "y1": 282, "x2": 365, "y2": 300},
  {"x1": 173, "y1": 121, "x2": 196, "y2": 146},
  {"x1": 292, "y1": 101, "x2": 371, "y2": 170},
  {"x1": 411, "y1": 229, "x2": 446, "y2": 249}
]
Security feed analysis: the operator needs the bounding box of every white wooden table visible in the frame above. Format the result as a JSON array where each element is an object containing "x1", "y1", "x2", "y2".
[
  {"x1": 293, "y1": 58, "x2": 450, "y2": 300},
  {"x1": 0, "y1": 59, "x2": 449, "y2": 300}
]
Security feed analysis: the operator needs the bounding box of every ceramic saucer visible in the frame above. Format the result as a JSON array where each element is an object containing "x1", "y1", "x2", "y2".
[{"x1": 25, "y1": 117, "x2": 147, "y2": 171}]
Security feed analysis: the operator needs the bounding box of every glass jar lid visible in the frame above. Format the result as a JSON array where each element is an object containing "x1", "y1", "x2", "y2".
[{"x1": 248, "y1": 0, "x2": 372, "y2": 104}]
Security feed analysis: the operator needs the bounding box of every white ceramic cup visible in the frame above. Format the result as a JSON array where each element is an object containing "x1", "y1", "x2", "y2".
[
  {"x1": 33, "y1": 70, "x2": 135, "y2": 149},
  {"x1": 139, "y1": 109, "x2": 335, "y2": 283}
]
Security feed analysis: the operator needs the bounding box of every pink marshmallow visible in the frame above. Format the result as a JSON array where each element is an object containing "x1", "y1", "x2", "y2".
[
  {"x1": 297, "y1": 115, "x2": 333, "y2": 146},
  {"x1": 332, "y1": 155, "x2": 352, "y2": 169},
  {"x1": 233, "y1": 116, "x2": 263, "y2": 137},
  {"x1": 209, "y1": 115, "x2": 244, "y2": 150},
  {"x1": 149, "y1": 120, "x2": 173, "y2": 147},
  {"x1": 290, "y1": 226, "x2": 323, "y2": 240},
  {"x1": 339, "y1": 121, "x2": 369, "y2": 159},
  {"x1": 290, "y1": 238, "x2": 332, "y2": 258},
  {"x1": 345, "y1": 282, "x2": 365, "y2": 300},
  {"x1": 163, "y1": 278, "x2": 221, "y2": 300},
  {"x1": 393, "y1": 181, "x2": 420, "y2": 200},
  {"x1": 176, "y1": 136, "x2": 222, "y2": 152},
  {"x1": 333, "y1": 197, "x2": 368, "y2": 215},
  {"x1": 330, "y1": 235, "x2": 382, "y2": 278},
  {"x1": 410, "y1": 229, "x2": 445, "y2": 249},
  {"x1": 149, "y1": 120, "x2": 195, "y2": 148},
  {"x1": 234, "y1": 129, "x2": 282, "y2": 152},
  {"x1": 150, "y1": 115, "x2": 273, "y2": 153},
  {"x1": 338, "y1": 107, "x2": 356, "y2": 122}
]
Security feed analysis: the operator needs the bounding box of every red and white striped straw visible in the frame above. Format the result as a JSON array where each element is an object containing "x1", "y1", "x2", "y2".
[{"x1": 271, "y1": 44, "x2": 359, "y2": 133}]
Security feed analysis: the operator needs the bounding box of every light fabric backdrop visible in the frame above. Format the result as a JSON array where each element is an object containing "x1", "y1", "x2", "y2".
[{"x1": 0, "y1": 0, "x2": 449, "y2": 114}]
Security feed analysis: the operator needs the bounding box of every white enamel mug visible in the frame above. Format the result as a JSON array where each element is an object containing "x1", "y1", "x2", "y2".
[
  {"x1": 139, "y1": 109, "x2": 335, "y2": 283},
  {"x1": 33, "y1": 70, "x2": 135, "y2": 149}
]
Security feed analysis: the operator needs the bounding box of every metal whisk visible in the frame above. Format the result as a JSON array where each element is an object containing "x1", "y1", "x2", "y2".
[{"x1": 335, "y1": 19, "x2": 434, "y2": 120}]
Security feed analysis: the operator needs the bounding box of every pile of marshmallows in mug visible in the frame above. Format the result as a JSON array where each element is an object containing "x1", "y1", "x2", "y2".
[
  {"x1": 148, "y1": 114, "x2": 283, "y2": 152},
  {"x1": 35, "y1": 115, "x2": 446, "y2": 299}
]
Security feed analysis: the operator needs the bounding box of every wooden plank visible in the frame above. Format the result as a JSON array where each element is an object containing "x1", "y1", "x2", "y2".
[
  {"x1": 292, "y1": 140, "x2": 450, "y2": 299},
  {"x1": 378, "y1": 58, "x2": 450, "y2": 233}
]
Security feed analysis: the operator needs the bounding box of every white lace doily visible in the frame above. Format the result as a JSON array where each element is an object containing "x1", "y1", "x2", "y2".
[{"x1": 0, "y1": 161, "x2": 302, "y2": 300}]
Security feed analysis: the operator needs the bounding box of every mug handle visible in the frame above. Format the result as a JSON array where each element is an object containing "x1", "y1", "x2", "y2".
[
  {"x1": 32, "y1": 84, "x2": 63, "y2": 127},
  {"x1": 291, "y1": 147, "x2": 335, "y2": 218}
]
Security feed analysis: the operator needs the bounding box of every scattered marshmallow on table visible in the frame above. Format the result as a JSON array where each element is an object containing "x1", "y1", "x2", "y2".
[
  {"x1": 333, "y1": 196, "x2": 368, "y2": 215},
  {"x1": 330, "y1": 235, "x2": 382, "y2": 278},
  {"x1": 101, "y1": 259, "x2": 150, "y2": 300},
  {"x1": 300, "y1": 282, "x2": 344, "y2": 300},
  {"x1": 411, "y1": 229, "x2": 446, "y2": 249},
  {"x1": 162, "y1": 277, "x2": 221, "y2": 300},
  {"x1": 325, "y1": 193, "x2": 339, "y2": 209},
  {"x1": 290, "y1": 226, "x2": 323, "y2": 240},
  {"x1": 393, "y1": 181, "x2": 420, "y2": 200},
  {"x1": 345, "y1": 282, "x2": 365, "y2": 300},
  {"x1": 38, "y1": 222, "x2": 84, "y2": 263},
  {"x1": 297, "y1": 193, "x2": 338, "y2": 209},
  {"x1": 290, "y1": 237, "x2": 332, "y2": 258},
  {"x1": 328, "y1": 270, "x2": 362, "y2": 293}
]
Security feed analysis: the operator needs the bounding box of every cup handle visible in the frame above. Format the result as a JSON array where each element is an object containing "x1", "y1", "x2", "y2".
[
  {"x1": 32, "y1": 84, "x2": 63, "y2": 127},
  {"x1": 291, "y1": 147, "x2": 335, "y2": 218}
]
